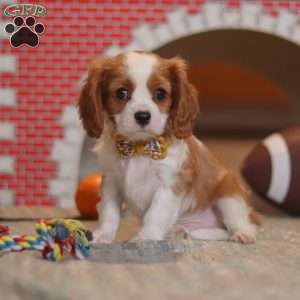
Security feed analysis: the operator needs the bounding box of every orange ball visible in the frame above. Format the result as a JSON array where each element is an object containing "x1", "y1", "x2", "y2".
[{"x1": 75, "y1": 174, "x2": 102, "y2": 219}]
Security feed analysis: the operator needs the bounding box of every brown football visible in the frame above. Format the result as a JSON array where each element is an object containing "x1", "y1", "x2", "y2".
[{"x1": 241, "y1": 127, "x2": 300, "y2": 215}]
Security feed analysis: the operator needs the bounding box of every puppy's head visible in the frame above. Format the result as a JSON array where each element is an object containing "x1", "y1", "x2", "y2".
[{"x1": 78, "y1": 51, "x2": 199, "y2": 140}]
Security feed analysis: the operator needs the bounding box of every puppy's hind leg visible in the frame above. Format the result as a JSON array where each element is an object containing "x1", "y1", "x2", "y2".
[
  {"x1": 212, "y1": 173, "x2": 258, "y2": 244},
  {"x1": 216, "y1": 196, "x2": 257, "y2": 244}
]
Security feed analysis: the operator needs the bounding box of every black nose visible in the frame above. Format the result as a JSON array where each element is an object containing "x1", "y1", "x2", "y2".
[{"x1": 134, "y1": 111, "x2": 151, "y2": 127}]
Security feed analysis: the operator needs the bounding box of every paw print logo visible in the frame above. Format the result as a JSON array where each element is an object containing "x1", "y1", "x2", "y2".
[{"x1": 5, "y1": 16, "x2": 45, "y2": 48}]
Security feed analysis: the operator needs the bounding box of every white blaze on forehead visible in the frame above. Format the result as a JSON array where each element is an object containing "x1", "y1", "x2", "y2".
[
  {"x1": 125, "y1": 52, "x2": 157, "y2": 89},
  {"x1": 118, "y1": 52, "x2": 167, "y2": 139}
]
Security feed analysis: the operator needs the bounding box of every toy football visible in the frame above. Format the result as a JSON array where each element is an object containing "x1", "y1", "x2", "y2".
[
  {"x1": 241, "y1": 127, "x2": 300, "y2": 215},
  {"x1": 75, "y1": 174, "x2": 102, "y2": 219}
]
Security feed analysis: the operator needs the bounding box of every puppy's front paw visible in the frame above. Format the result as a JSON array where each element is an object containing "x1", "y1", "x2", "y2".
[
  {"x1": 92, "y1": 229, "x2": 115, "y2": 244},
  {"x1": 230, "y1": 227, "x2": 256, "y2": 244}
]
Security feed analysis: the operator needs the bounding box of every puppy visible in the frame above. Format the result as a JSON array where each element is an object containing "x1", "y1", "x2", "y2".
[{"x1": 78, "y1": 51, "x2": 260, "y2": 244}]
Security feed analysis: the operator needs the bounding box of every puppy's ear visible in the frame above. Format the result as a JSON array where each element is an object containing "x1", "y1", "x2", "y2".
[
  {"x1": 167, "y1": 57, "x2": 199, "y2": 139},
  {"x1": 77, "y1": 58, "x2": 106, "y2": 138}
]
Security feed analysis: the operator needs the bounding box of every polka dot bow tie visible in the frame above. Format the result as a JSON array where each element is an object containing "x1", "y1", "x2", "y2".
[{"x1": 114, "y1": 134, "x2": 170, "y2": 160}]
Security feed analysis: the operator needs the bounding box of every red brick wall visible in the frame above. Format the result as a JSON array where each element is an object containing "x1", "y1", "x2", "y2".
[{"x1": 0, "y1": 0, "x2": 299, "y2": 206}]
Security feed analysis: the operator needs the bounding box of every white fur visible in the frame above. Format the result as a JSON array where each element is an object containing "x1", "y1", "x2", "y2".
[{"x1": 93, "y1": 178, "x2": 121, "y2": 244}]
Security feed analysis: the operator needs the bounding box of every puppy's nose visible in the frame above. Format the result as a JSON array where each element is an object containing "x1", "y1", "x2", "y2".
[{"x1": 134, "y1": 111, "x2": 151, "y2": 127}]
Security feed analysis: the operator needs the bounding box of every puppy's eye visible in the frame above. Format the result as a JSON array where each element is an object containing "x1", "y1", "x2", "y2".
[
  {"x1": 154, "y1": 88, "x2": 167, "y2": 101},
  {"x1": 116, "y1": 88, "x2": 129, "y2": 101}
]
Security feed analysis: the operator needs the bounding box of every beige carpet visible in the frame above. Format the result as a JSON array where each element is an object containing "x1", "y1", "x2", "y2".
[{"x1": 1, "y1": 137, "x2": 299, "y2": 300}]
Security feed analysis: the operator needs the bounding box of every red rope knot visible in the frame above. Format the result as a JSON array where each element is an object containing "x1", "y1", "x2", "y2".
[{"x1": 0, "y1": 225, "x2": 9, "y2": 236}]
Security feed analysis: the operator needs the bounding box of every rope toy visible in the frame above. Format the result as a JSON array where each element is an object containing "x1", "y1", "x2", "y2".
[{"x1": 0, "y1": 219, "x2": 92, "y2": 262}]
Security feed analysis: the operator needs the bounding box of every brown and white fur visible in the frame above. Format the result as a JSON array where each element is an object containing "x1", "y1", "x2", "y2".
[{"x1": 78, "y1": 51, "x2": 260, "y2": 244}]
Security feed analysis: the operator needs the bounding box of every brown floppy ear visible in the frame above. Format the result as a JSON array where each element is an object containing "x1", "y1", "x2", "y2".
[
  {"x1": 77, "y1": 58, "x2": 106, "y2": 138},
  {"x1": 167, "y1": 58, "x2": 199, "y2": 139}
]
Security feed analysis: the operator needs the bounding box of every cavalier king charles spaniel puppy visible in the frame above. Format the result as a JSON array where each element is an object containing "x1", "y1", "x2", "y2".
[{"x1": 78, "y1": 51, "x2": 260, "y2": 244}]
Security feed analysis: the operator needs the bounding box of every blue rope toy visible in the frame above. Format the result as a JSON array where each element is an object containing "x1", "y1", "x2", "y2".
[{"x1": 0, "y1": 219, "x2": 92, "y2": 262}]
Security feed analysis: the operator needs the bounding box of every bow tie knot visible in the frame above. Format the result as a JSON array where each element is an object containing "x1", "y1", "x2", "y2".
[{"x1": 114, "y1": 134, "x2": 169, "y2": 160}]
